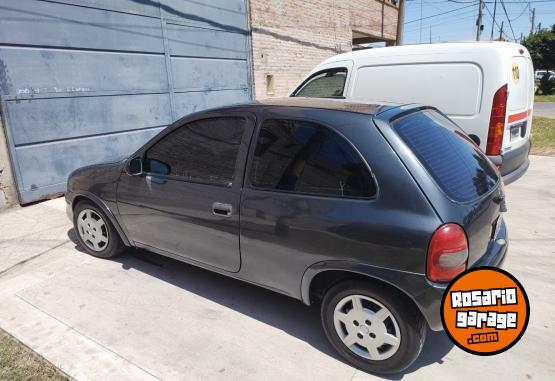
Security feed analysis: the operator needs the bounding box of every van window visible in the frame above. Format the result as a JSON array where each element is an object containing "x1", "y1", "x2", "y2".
[
  {"x1": 250, "y1": 119, "x2": 376, "y2": 198},
  {"x1": 293, "y1": 68, "x2": 347, "y2": 98},
  {"x1": 353, "y1": 64, "x2": 482, "y2": 116},
  {"x1": 392, "y1": 110, "x2": 499, "y2": 202}
]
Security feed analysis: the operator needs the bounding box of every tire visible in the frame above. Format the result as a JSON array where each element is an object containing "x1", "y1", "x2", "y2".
[
  {"x1": 321, "y1": 280, "x2": 426, "y2": 374},
  {"x1": 73, "y1": 201, "x2": 125, "y2": 259}
]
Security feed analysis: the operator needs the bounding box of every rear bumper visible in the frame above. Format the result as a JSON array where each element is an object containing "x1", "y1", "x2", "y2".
[
  {"x1": 421, "y1": 217, "x2": 508, "y2": 331},
  {"x1": 488, "y1": 140, "x2": 531, "y2": 186}
]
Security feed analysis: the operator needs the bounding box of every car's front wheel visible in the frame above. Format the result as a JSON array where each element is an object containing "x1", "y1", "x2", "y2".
[
  {"x1": 73, "y1": 201, "x2": 124, "y2": 258},
  {"x1": 321, "y1": 280, "x2": 426, "y2": 374}
]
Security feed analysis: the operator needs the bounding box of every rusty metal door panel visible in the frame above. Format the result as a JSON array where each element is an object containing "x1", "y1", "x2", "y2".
[
  {"x1": 161, "y1": 0, "x2": 248, "y2": 31},
  {"x1": 8, "y1": 94, "x2": 172, "y2": 146},
  {"x1": 0, "y1": 0, "x2": 165, "y2": 53},
  {"x1": 15, "y1": 128, "x2": 164, "y2": 198},
  {"x1": 173, "y1": 89, "x2": 250, "y2": 117},
  {"x1": 172, "y1": 58, "x2": 249, "y2": 91},
  {"x1": 0, "y1": 0, "x2": 252, "y2": 204},
  {"x1": 166, "y1": 23, "x2": 248, "y2": 60},
  {"x1": 0, "y1": 48, "x2": 169, "y2": 95}
]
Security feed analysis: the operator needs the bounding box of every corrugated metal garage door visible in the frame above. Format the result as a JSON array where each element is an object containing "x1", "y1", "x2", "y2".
[{"x1": 0, "y1": 0, "x2": 251, "y2": 204}]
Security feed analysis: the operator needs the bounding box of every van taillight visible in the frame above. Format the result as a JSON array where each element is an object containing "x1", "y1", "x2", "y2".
[
  {"x1": 427, "y1": 224, "x2": 468, "y2": 283},
  {"x1": 486, "y1": 84, "x2": 508, "y2": 156}
]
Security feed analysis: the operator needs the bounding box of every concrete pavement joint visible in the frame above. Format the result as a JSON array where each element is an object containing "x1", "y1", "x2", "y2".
[
  {"x1": 0, "y1": 222, "x2": 70, "y2": 244},
  {"x1": 13, "y1": 294, "x2": 163, "y2": 381},
  {"x1": 0, "y1": 240, "x2": 70, "y2": 278}
]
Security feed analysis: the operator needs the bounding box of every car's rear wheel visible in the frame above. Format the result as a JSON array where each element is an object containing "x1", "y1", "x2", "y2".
[
  {"x1": 321, "y1": 280, "x2": 426, "y2": 374},
  {"x1": 73, "y1": 201, "x2": 124, "y2": 258}
]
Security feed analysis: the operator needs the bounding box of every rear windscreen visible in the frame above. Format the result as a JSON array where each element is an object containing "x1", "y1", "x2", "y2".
[{"x1": 392, "y1": 110, "x2": 499, "y2": 202}]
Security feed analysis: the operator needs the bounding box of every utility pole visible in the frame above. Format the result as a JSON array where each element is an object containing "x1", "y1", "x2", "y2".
[
  {"x1": 429, "y1": 26, "x2": 432, "y2": 44},
  {"x1": 419, "y1": 0, "x2": 423, "y2": 43},
  {"x1": 499, "y1": 21, "x2": 504, "y2": 41},
  {"x1": 476, "y1": 0, "x2": 484, "y2": 41},
  {"x1": 490, "y1": 0, "x2": 498, "y2": 40},
  {"x1": 530, "y1": 8, "x2": 536, "y2": 36},
  {"x1": 396, "y1": 0, "x2": 405, "y2": 45}
]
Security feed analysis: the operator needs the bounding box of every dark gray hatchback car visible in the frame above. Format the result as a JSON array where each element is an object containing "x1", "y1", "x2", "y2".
[{"x1": 66, "y1": 98, "x2": 508, "y2": 374}]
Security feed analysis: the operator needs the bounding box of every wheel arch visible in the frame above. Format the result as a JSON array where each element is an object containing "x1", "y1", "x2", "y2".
[
  {"x1": 71, "y1": 192, "x2": 131, "y2": 247},
  {"x1": 301, "y1": 261, "x2": 434, "y2": 328}
]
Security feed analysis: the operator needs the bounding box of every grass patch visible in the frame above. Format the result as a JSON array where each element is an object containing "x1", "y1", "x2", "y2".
[
  {"x1": 0, "y1": 329, "x2": 68, "y2": 381},
  {"x1": 535, "y1": 94, "x2": 555, "y2": 102},
  {"x1": 531, "y1": 117, "x2": 555, "y2": 156}
]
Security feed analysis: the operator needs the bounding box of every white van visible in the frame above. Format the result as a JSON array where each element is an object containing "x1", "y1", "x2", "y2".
[{"x1": 291, "y1": 42, "x2": 534, "y2": 184}]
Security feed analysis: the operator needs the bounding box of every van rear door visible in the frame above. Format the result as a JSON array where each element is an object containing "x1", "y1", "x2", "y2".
[
  {"x1": 505, "y1": 56, "x2": 533, "y2": 149},
  {"x1": 377, "y1": 108, "x2": 506, "y2": 267}
]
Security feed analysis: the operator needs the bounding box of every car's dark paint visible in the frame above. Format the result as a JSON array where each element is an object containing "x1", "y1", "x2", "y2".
[
  {"x1": 115, "y1": 112, "x2": 255, "y2": 272},
  {"x1": 376, "y1": 106, "x2": 508, "y2": 268},
  {"x1": 496, "y1": 139, "x2": 531, "y2": 185},
  {"x1": 66, "y1": 99, "x2": 508, "y2": 332},
  {"x1": 67, "y1": 162, "x2": 131, "y2": 246}
]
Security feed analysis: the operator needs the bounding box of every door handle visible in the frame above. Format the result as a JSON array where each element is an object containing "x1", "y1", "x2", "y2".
[{"x1": 212, "y1": 202, "x2": 233, "y2": 217}]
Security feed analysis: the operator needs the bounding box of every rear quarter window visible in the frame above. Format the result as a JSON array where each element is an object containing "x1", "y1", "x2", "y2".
[{"x1": 392, "y1": 110, "x2": 499, "y2": 203}]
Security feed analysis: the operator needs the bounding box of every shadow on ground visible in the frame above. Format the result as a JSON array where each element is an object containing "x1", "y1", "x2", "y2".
[{"x1": 68, "y1": 228, "x2": 454, "y2": 379}]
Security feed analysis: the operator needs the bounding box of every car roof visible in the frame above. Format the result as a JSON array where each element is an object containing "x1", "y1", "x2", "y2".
[{"x1": 211, "y1": 97, "x2": 403, "y2": 116}]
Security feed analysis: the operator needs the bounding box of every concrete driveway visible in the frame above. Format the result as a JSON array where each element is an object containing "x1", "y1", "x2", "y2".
[
  {"x1": 0, "y1": 156, "x2": 554, "y2": 381},
  {"x1": 534, "y1": 102, "x2": 555, "y2": 118}
]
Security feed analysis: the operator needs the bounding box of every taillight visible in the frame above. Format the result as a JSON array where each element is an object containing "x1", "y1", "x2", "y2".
[
  {"x1": 427, "y1": 224, "x2": 468, "y2": 283},
  {"x1": 486, "y1": 84, "x2": 508, "y2": 156}
]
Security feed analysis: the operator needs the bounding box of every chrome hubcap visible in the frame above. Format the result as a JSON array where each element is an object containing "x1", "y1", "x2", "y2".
[
  {"x1": 77, "y1": 209, "x2": 109, "y2": 252},
  {"x1": 333, "y1": 295, "x2": 401, "y2": 360}
]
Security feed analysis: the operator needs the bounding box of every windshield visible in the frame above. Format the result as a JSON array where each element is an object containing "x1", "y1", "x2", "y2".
[{"x1": 292, "y1": 68, "x2": 347, "y2": 98}]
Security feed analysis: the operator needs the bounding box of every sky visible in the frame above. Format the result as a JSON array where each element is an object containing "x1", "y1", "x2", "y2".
[{"x1": 402, "y1": 0, "x2": 555, "y2": 44}]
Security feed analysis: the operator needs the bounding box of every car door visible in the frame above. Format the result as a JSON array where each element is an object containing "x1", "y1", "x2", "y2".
[
  {"x1": 239, "y1": 115, "x2": 388, "y2": 294},
  {"x1": 116, "y1": 112, "x2": 255, "y2": 272}
]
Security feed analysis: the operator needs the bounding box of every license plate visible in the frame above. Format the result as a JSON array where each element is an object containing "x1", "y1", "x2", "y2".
[{"x1": 510, "y1": 125, "x2": 520, "y2": 141}]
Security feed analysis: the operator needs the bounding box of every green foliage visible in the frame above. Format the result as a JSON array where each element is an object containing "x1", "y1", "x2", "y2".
[
  {"x1": 0, "y1": 331, "x2": 68, "y2": 381},
  {"x1": 522, "y1": 25, "x2": 555, "y2": 71},
  {"x1": 538, "y1": 73, "x2": 555, "y2": 95},
  {"x1": 531, "y1": 117, "x2": 555, "y2": 157}
]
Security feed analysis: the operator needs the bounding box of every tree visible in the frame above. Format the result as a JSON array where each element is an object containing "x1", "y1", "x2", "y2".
[{"x1": 522, "y1": 25, "x2": 555, "y2": 70}]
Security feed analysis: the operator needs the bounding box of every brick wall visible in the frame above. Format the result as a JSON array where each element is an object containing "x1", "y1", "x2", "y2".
[{"x1": 249, "y1": 0, "x2": 399, "y2": 99}]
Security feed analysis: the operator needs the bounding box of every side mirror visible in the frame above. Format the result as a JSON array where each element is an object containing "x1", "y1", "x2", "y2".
[{"x1": 127, "y1": 157, "x2": 143, "y2": 176}]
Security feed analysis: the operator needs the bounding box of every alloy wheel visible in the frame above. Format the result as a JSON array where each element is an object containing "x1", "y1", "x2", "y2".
[
  {"x1": 77, "y1": 209, "x2": 109, "y2": 252},
  {"x1": 333, "y1": 294, "x2": 401, "y2": 360}
]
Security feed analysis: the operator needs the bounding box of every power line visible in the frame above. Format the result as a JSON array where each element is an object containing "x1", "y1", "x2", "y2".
[
  {"x1": 490, "y1": 0, "x2": 498, "y2": 39},
  {"x1": 510, "y1": 2, "x2": 530, "y2": 22},
  {"x1": 403, "y1": 8, "x2": 477, "y2": 33},
  {"x1": 500, "y1": 0, "x2": 517, "y2": 40},
  {"x1": 407, "y1": 0, "x2": 555, "y2": 3},
  {"x1": 405, "y1": 3, "x2": 476, "y2": 24},
  {"x1": 484, "y1": 2, "x2": 508, "y2": 39}
]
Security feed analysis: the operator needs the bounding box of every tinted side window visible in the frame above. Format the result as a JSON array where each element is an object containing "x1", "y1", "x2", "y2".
[
  {"x1": 392, "y1": 110, "x2": 499, "y2": 202},
  {"x1": 250, "y1": 119, "x2": 376, "y2": 198},
  {"x1": 293, "y1": 69, "x2": 347, "y2": 98},
  {"x1": 145, "y1": 117, "x2": 246, "y2": 186}
]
